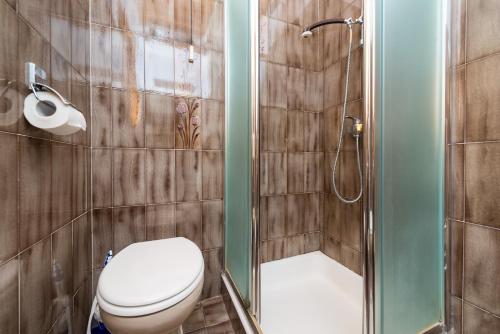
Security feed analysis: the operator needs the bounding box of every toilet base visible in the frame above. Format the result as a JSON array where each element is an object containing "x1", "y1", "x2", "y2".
[{"x1": 100, "y1": 281, "x2": 202, "y2": 334}]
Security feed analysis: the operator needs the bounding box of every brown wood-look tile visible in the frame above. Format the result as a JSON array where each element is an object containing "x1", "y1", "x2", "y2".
[
  {"x1": 73, "y1": 214, "x2": 90, "y2": 293},
  {"x1": 201, "y1": 49, "x2": 224, "y2": 100},
  {"x1": 202, "y1": 100, "x2": 224, "y2": 150},
  {"x1": 463, "y1": 302, "x2": 500, "y2": 334},
  {"x1": 206, "y1": 321, "x2": 237, "y2": 334},
  {"x1": 91, "y1": 86, "x2": 112, "y2": 147},
  {"x1": 265, "y1": 196, "x2": 286, "y2": 239},
  {"x1": 341, "y1": 48, "x2": 363, "y2": 103},
  {"x1": 323, "y1": 25, "x2": 341, "y2": 68},
  {"x1": 113, "y1": 149, "x2": 146, "y2": 206},
  {"x1": 287, "y1": 194, "x2": 305, "y2": 235},
  {"x1": 287, "y1": 67, "x2": 304, "y2": 110},
  {"x1": 0, "y1": 258, "x2": 18, "y2": 333},
  {"x1": 19, "y1": 0, "x2": 51, "y2": 40},
  {"x1": 267, "y1": 63, "x2": 287, "y2": 108},
  {"x1": 305, "y1": 71, "x2": 324, "y2": 112},
  {"x1": 260, "y1": 152, "x2": 287, "y2": 195},
  {"x1": 451, "y1": 220, "x2": 464, "y2": 298},
  {"x1": 287, "y1": 153, "x2": 304, "y2": 193},
  {"x1": 265, "y1": 107, "x2": 286, "y2": 152},
  {"x1": 173, "y1": 0, "x2": 201, "y2": 45},
  {"x1": 450, "y1": 67, "x2": 465, "y2": 144},
  {"x1": 92, "y1": 149, "x2": 112, "y2": 208},
  {"x1": 51, "y1": 223, "x2": 73, "y2": 319},
  {"x1": 305, "y1": 112, "x2": 323, "y2": 152},
  {"x1": 305, "y1": 232, "x2": 320, "y2": 253},
  {"x1": 449, "y1": 145, "x2": 464, "y2": 221},
  {"x1": 112, "y1": 206, "x2": 146, "y2": 253},
  {"x1": 71, "y1": 20, "x2": 89, "y2": 79},
  {"x1": 145, "y1": 93, "x2": 175, "y2": 148},
  {"x1": 203, "y1": 296, "x2": 230, "y2": 327},
  {"x1": 144, "y1": 38, "x2": 175, "y2": 94},
  {"x1": 146, "y1": 150, "x2": 175, "y2": 204},
  {"x1": 202, "y1": 151, "x2": 223, "y2": 200},
  {"x1": 287, "y1": 111, "x2": 304, "y2": 152},
  {"x1": 70, "y1": 81, "x2": 91, "y2": 146},
  {"x1": 323, "y1": 235, "x2": 341, "y2": 261},
  {"x1": 340, "y1": 244, "x2": 361, "y2": 275},
  {"x1": 465, "y1": 143, "x2": 500, "y2": 228},
  {"x1": 341, "y1": 202, "x2": 361, "y2": 250},
  {"x1": 91, "y1": 0, "x2": 111, "y2": 25},
  {"x1": 0, "y1": 258, "x2": 19, "y2": 334},
  {"x1": 146, "y1": 204, "x2": 175, "y2": 241},
  {"x1": 111, "y1": 30, "x2": 145, "y2": 90},
  {"x1": 176, "y1": 202, "x2": 202, "y2": 248},
  {"x1": 287, "y1": 0, "x2": 304, "y2": 25},
  {"x1": 92, "y1": 209, "x2": 112, "y2": 270},
  {"x1": 286, "y1": 23, "x2": 303, "y2": 68},
  {"x1": 324, "y1": 62, "x2": 342, "y2": 109},
  {"x1": 268, "y1": 18, "x2": 287, "y2": 65},
  {"x1": 50, "y1": 57, "x2": 72, "y2": 130},
  {"x1": 176, "y1": 151, "x2": 202, "y2": 201},
  {"x1": 286, "y1": 234, "x2": 305, "y2": 257},
  {"x1": 324, "y1": 106, "x2": 341, "y2": 153},
  {"x1": 19, "y1": 137, "x2": 51, "y2": 250},
  {"x1": 324, "y1": 193, "x2": 342, "y2": 239},
  {"x1": 90, "y1": 24, "x2": 111, "y2": 87},
  {"x1": 305, "y1": 193, "x2": 320, "y2": 232},
  {"x1": 305, "y1": 153, "x2": 323, "y2": 192},
  {"x1": 463, "y1": 223, "x2": 500, "y2": 315},
  {"x1": 259, "y1": 61, "x2": 269, "y2": 107},
  {"x1": 268, "y1": 0, "x2": 286, "y2": 20},
  {"x1": 0, "y1": 133, "x2": 18, "y2": 262},
  {"x1": 112, "y1": 89, "x2": 145, "y2": 147},
  {"x1": 111, "y1": 0, "x2": 144, "y2": 34},
  {"x1": 260, "y1": 240, "x2": 269, "y2": 263},
  {"x1": 202, "y1": 248, "x2": 223, "y2": 299},
  {"x1": 340, "y1": 0, "x2": 362, "y2": 58},
  {"x1": 72, "y1": 277, "x2": 91, "y2": 334},
  {"x1": 183, "y1": 305, "x2": 205, "y2": 333},
  {"x1": 144, "y1": 0, "x2": 174, "y2": 40},
  {"x1": 466, "y1": 53, "x2": 500, "y2": 142},
  {"x1": 72, "y1": 146, "x2": 87, "y2": 219},
  {"x1": 466, "y1": 0, "x2": 500, "y2": 62},
  {"x1": 268, "y1": 237, "x2": 286, "y2": 261},
  {"x1": 174, "y1": 41, "x2": 202, "y2": 97},
  {"x1": 259, "y1": 196, "x2": 269, "y2": 241},
  {"x1": 451, "y1": 0, "x2": 465, "y2": 66},
  {"x1": 51, "y1": 143, "x2": 73, "y2": 231},
  {"x1": 451, "y1": 297, "x2": 463, "y2": 334},
  {"x1": 20, "y1": 237, "x2": 52, "y2": 334},
  {"x1": 202, "y1": 200, "x2": 223, "y2": 250},
  {"x1": 201, "y1": 0, "x2": 224, "y2": 51}
]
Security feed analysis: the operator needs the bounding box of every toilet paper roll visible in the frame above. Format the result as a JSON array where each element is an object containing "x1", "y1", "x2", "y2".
[{"x1": 23, "y1": 91, "x2": 87, "y2": 136}]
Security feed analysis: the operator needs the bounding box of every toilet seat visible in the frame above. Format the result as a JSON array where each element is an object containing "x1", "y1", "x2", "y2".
[{"x1": 96, "y1": 238, "x2": 204, "y2": 317}]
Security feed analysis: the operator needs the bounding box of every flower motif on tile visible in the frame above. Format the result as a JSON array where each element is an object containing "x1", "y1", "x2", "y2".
[{"x1": 176, "y1": 97, "x2": 201, "y2": 149}]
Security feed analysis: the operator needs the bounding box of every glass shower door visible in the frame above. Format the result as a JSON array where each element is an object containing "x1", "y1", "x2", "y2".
[
  {"x1": 224, "y1": 0, "x2": 252, "y2": 305},
  {"x1": 374, "y1": 0, "x2": 445, "y2": 333}
]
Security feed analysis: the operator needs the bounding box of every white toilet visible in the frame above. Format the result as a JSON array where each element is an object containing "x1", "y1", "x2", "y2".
[{"x1": 96, "y1": 238, "x2": 204, "y2": 334}]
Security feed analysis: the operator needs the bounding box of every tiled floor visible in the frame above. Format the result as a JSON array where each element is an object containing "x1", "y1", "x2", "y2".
[{"x1": 183, "y1": 295, "x2": 241, "y2": 334}]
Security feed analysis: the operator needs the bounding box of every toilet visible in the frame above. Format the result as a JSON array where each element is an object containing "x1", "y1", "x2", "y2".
[{"x1": 96, "y1": 238, "x2": 204, "y2": 334}]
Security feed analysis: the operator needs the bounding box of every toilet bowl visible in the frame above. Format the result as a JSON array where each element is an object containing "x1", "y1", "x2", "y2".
[{"x1": 96, "y1": 238, "x2": 204, "y2": 334}]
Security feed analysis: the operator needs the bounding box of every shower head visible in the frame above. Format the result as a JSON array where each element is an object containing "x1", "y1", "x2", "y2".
[
  {"x1": 301, "y1": 16, "x2": 363, "y2": 38},
  {"x1": 301, "y1": 30, "x2": 313, "y2": 39}
]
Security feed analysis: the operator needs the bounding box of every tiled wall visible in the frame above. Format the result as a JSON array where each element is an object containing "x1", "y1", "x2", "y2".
[
  {"x1": 0, "y1": 0, "x2": 91, "y2": 333},
  {"x1": 259, "y1": 0, "x2": 363, "y2": 275},
  {"x1": 448, "y1": 0, "x2": 500, "y2": 332},
  {"x1": 89, "y1": 0, "x2": 225, "y2": 301},
  {"x1": 321, "y1": 0, "x2": 363, "y2": 275},
  {"x1": 259, "y1": 0, "x2": 325, "y2": 262}
]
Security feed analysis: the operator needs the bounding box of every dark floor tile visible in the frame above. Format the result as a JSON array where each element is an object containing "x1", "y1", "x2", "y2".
[
  {"x1": 0, "y1": 258, "x2": 19, "y2": 334},
  {"x1": 183, "y1": 305, "x2": 205, "y2": 333},
  {"x1": 463, "y1": 302, "x2": 500, "y2": 334}
]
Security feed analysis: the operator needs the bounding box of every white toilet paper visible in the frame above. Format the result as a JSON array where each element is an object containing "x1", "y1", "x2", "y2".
[{"x1": 23, "y1": 91, "x2": 87, "y2": 136}]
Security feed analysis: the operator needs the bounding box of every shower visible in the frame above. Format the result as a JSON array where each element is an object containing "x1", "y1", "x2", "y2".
[{"x1": 302, "y1": 17, "x2": 364, "y2": 204}]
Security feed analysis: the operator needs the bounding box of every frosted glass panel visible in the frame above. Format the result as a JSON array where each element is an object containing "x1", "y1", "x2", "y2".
[
  {"x1": 224, "y1": 0, "x2": 251, "y2": 304},
  {"x1": 375, "y1": 0, "x2": 445, "y2": 333}
]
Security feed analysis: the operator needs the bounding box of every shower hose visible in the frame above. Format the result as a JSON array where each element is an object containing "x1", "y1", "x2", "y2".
[{"x1": 332, "y1": 21, "x2": 363, "y2": 204}]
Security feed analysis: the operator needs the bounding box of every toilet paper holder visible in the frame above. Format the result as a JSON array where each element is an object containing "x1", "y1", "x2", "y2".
[{"x1": 25, "y1": 62, "x2": 78, "y2": 109}]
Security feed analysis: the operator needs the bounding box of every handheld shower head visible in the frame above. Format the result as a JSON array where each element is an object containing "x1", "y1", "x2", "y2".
[{"x1": 301, "y1": 30, "x2": 313, "y2": 39}]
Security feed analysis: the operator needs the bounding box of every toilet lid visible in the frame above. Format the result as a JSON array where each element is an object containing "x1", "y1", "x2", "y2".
[{"x1": 97, "y1": 238, "x2": 204, "y2": 314}]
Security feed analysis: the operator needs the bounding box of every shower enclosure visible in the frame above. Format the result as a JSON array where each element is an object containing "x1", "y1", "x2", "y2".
[{"x1": 224, "y1": 0, "x2": 446, "y2": 333}]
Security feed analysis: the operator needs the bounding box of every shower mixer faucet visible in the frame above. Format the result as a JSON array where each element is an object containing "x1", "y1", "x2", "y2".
[{"x1": 345, "y1": 115, "x2": 363, "y2": 138}]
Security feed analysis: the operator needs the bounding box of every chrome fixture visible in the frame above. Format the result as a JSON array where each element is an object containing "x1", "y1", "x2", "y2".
[
  {"x1": 302, "y1": 17, "x2": 365, "y2": 204},
  {"x1": 301, "y1": 16, "x2": 363, "y2": 39}
]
